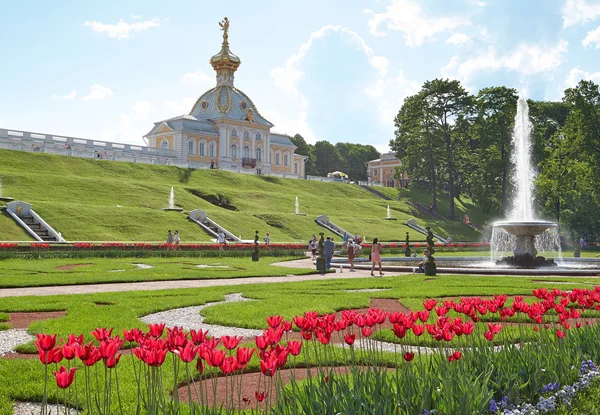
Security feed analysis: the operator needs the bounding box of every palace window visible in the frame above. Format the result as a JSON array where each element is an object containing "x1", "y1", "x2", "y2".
[
  {"x1": 243, "y1": 145, "x2": 250, "y2": 159},
  {"x1": 199, "y1": 142, "x2": 205, "y2": 156},
  {"x1": 275, "y1": 153, "x2": 280, "y2": 166},
  {"x1": 256, "y1": 147, "x2": 262, "y2": 161},
  {"x1": 373, "y1": 169, "x2": 378, "y2": 176},
  {"x1": 244, "y1": 131, "x2": 249, "y2": 139},
  {"x1": 160, "y1": 139, "x2": 169, "y2": 150},
  {"x1": 284, "y1": 154, "x2": 289, "y2": 166},
  {"x1": 188, "y1": 140, "x2": 195, "y2": 156},
  {"x1": 209, "y1": 143, "x2": 215, "y2": 158},
  {"x1": 231, "y1": 144, "x2": 237, "y2": 159},
  {"x1": 256, "y1": 133, "x2": 261, "y2": 140},
  {"x1": 294, "y1": 163, "x2": 298, "y2": 174},
  {"x1": 232, "y1": 129, "x2": 237, "y2": 137}
]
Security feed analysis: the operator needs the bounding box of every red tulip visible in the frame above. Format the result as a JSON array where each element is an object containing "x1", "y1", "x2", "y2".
[
  {"x1": 266, "y1": 315, "x2": 283, "y2": 328},
  {"x1": 556, "y1": 329, "x2": 565, "y2": 339},
  {"x1": 423, "y1": 299, "x2": 438, "y2": 311},
  {"x1": 148, "y1": 323, "x2": 166, "y2": 338},
  {"x1": 281, "y1": 321, "x2": 293, "y2": 332},
  {"x1": 195, "y1": 357, "x2": 204, "y2": 375},
  {"x1": 38, "y1": 346, "x2": 63, "y2": 365},
  {"x1": 76, "y1": 343, "x2": 101, "y2": 366},
  {"x1": 483, "y1": 331, "x2": 495, "y2": 341},
  {"x1": 260, "y1": 358, "x2": 277, "y2": 377},
  {"x1": 255, "y1": 335, "x2": 268, "y2": 350},
  {"x1": 53, "y1": 366, "x2": 77, "y2": 389},
  {"x1": 207, "y1": 349, "x2": 226, "y2": 367},
  {"x1": 316, "y1": 331, "x2": 331, "y2": 345},
  {"x1": 452, "y1": 351, "x2": 462, "y2": 360},
  {"x1": 222, "y1": 335, "x2": 243, "y2": 350},
  {"x1": 91, "y1": 327, "x2": 113, "y2": 342},
  {"x1": 301, "y1": 331, "x2": 312, "y2": 340},
  {"x1": 190, "y1": 329, "x2": 208, "y2": 345},
  {"x1": 105, "y1": 354, "x2": 121, "y2": 368},
  {"x1": 175, "y1": 342, "x2": 197, "y2": 363},
  {"x1": 392, "y1": 324, "x2": 407, "y2": 339},
  {"x1": 220, "y1": 356, "x2": 238, "y2": 374},
  {"x1": 344, "y1": 333, "x2": 356, "y2": 345},
  {"x1": 403, "y1": 352, "x2": 415, "y2": 362},
  {"x1": 35, "y1": 333, "x2": 56, "y2": 351},
  {"x1": 62, "y1": 343, "x2": 77, "y2": 360},
  {"x1": 487, "y1": 323, "x2": 503, "y2": 335},
  {"x1": 361, "y1": 327, "x2": 374, "y2": 337},
  {"x1": 255, "y1": 391, "x2": 268, "y2": 402},
  {"x1": 287, "y1": 341, "x2": 302, "y2": 356},
  {"x1": 412, "y1": 325, "x2": 425, "y2": 336},
  {"x1": 236, "y1": 347, "x2": 255, "y2": 367}
]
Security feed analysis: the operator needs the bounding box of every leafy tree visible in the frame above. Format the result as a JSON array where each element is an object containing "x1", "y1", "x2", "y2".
[
  {"x1": 313, "y1": 140, "x2": 343, "y2": 177},
  {"x1": 290, "y1": 134, "x2": 318, "y2": 176},
  {"x1": 422, "y1": 79, "x2": 473, "y2": 219},
  {"x1": 335, "y1": 142, "x2": 380, "y2": 181}
]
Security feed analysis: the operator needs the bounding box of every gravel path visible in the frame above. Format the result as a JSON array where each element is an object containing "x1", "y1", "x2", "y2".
[
  {"x1": 0, "y1": 329, "x2": 33, "y2": 356},
  {"x1": 13, "y1": 402, "x2": 78, "y2": 415},
  {"x1": 140, "y1": 293, "x2": 263, "y2": 338}
]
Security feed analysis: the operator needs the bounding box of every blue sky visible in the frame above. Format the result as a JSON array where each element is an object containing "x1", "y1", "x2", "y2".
[{"x1": 1, "y1": 0, "x2": 600, "y2": 152}]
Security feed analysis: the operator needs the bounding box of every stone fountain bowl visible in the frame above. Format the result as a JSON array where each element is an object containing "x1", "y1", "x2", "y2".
[{"x1": 493, "y1": 220, "x2": 558, "y2": 236}]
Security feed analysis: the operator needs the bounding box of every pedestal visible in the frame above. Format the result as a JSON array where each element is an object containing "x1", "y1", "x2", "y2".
[{"x1": 514, "y1": 235, "x2": 537, "y2": 257}]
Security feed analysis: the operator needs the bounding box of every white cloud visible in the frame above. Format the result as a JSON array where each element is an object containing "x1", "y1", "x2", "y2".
[
  {"x1": 130, "y1": 100, "x2": 153, "y2": 121},
  {"x1": 364, "y1": 0, "x2": 469, "y2": 47},
  {"x1": 442, "y1": 39, "x2": 569, "y2": 84},
  {"x1": 563, "y1": 66, "x2": 600, "y2": 89},
  {"x1": 365, "y1": 70, "x2": 421, "y2": 124},
  {"x1": 446, "y1": 33, "x2": 472, "y2": 45},
  {"x1": 182, "y1": 70, "x2": 213, "y2": 85},
  {"x1": 52, "y1": 91, "x2": 76, "y2": 100},
  {"x1": 582, "y1": 26, "x2": 600, "y2": 47},
  {"x1": 83, "y1": 84, "x2": 114, "y2": 101},
  {"x1": 562, "y1": 0, "x2": 600, "y2": 27},
  {"x1": 83, "y1": 18, "x2": 159, "y2": 40},
  {"x1": 164, "y1": 97, "x2": 196, "y2": 114},
  {"x1": 270, "y1": 24, "x2": 389, "y2": 143}
]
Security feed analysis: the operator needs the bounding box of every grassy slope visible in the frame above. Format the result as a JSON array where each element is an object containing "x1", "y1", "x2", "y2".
[
  {"x1": 0, "y1": 210, "x2": 32, "y2": 241},
  {"x1": 0, "y1": 149, "x2": 482, "y2": 242}
]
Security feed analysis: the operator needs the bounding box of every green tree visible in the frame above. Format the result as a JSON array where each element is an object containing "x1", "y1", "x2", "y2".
[
  {"x1": 422, "y1": 79, "x2": 473, "y2": 219},
  {"x1": 391, "y1": 92, "x2": 444, "y2": 209},
  {"x1": 313, "y1": 140, "x2": 343, "y2": 177},
  {"x1": 335, "y1": 142, "x2": 380, "y2": 181},
  {"x1": 290, "y1": 134, "x2": 318, "y2": 176},
  {"x1": 469, "y1": 87, "x2": 518, "y2": 216}
]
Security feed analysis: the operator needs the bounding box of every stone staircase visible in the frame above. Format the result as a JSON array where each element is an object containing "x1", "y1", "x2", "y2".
[
  {"x1": 188, "y1": 209, "x2": 242, "y2": 243},
  {"x1": 359, "y1": 185, "x2": 393, "y2": 200},
  {"x1": 315, "y1": 214, "x2": 353, "y2": 238},
  {"x1": 5, "y1": 201, "x2": 65, "y2": 242},
  {"x1": 408, "y1": 201, "x2": 449, "y2": 221}
]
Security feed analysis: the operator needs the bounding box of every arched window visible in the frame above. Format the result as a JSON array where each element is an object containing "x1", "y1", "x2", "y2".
[
  {"x1": 244, "y1": 131, "x2": 249, "y2": 139},
  {"x1": 231, "y1": 144, "x2": 237, "y2": 159},
  {"x1": 294, "y1": 163, "x2": 298, "y2": 174},
  {"x1": 199, "y1": 141, "x2": 205, "y2": 156},
  {"x1": 160, "y1": 139, "x2": 169, "y2": 150},
  {"x1": 209, "y1": 143, "x2": 215, "y2": 158},
  {"x1": 232, "y1": 129, "x2": 237, "y2": 137},
  {"x1": 284, "y1": 153, "x2": 289, "y2": 166},
  {"x1": 256, "y1": 133, "x2": 261, "y2": 140},
  {"x1": 243, "y1": 145, "x2": 250, "y2": 159},
  {"x1": 188, "y1": 140, "x2": 195, "y2": 156},
  {"x1": 256, "y1": 147, "x2": 262, "y2": 161},
  {"x1": 275, "y1": 153, "x2": 280, "y2": 166}
]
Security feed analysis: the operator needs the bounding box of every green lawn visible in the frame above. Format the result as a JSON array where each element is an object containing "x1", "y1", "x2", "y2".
[
  {"x1": 0, "y1": 273, "x2": 598, "y2": 413},
  {"x1": 0, "y1": 257, "x2": 315, "y2": 288},
  {"x1": 0, "y1": 210, "x2": 32, "y2": 241},
  {"x1": 0, "y1": 150, "x2": 482, "y2": 242}
]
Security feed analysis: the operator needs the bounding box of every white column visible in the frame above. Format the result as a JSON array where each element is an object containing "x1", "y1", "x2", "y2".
[
  {"x1": 265, "y1": 133, "x2": 271, "y2": 165},
  {"x1": 218, "y1": 125, "x2": 227, "y2": 161},
  {"x1": 251, "y1": 133, "x2": 256, "y2": 159},
  {"x1": 225, "y1": 128, "x2": 229, "y2": 158}
]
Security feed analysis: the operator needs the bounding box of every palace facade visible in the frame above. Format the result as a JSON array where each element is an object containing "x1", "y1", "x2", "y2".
[{"x1": 144, "y1": 18, "x2": 306, "y2": 178}]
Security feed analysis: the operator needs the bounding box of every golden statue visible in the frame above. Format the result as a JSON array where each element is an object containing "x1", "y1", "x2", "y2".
[
  {"x1": 246, "y1": 108, "x2": 255, "y2": 122},
  {"x1": 219, "y1": 17, "x2": 230, "y2": 41}
]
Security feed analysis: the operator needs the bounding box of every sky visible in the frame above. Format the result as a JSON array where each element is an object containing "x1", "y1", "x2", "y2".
[{"x1": 1, "y1": 0, "x2": 600, "y2": 152}]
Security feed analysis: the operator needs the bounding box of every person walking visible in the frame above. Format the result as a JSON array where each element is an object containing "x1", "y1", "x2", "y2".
[
  {"x1": 370, "y1": 237, "x2": 383, "y2": 276},
  {"x1": 309, "y1": 236, "x2": 318, "y2": 260},
  {"x1": 347, "y1": 239, "x2": 357, "y2": 271},
  {"x1": 166, "y1": 230, "x2": 173, "y2": 245},
  {"x1": 264, "y1": 232, "x2": 271, "y2": 249},
  {"x1": 324, "y1": 236, "x2": 335, "y2": 269},
  {"x1": 217, "y1": 231, "x2": 226, "y2": 251},
  {"x1": 342, "y1": 233, "x2": 349, "y2": 248},
  {"x1": 173, "y1": 230, "x2": 180, "y2": 250}
]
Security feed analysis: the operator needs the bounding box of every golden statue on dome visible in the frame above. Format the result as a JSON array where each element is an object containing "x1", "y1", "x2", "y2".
[{"x1": 219, "y1": 17, "x2": 230, "y2": 42}]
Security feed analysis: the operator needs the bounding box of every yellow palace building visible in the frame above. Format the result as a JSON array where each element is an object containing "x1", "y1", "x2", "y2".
[{"x1": 144, "y1": 17, "x2": 306, "y2": 178}]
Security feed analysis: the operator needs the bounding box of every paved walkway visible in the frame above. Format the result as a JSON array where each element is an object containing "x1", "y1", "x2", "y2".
[{"x1": 0, "y1": 259, "x2": 385, "y2": 298}]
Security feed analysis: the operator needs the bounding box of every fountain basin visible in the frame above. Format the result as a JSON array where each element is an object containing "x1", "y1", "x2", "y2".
[{"x1": 493, "y1": 220, "x2": 558, "y2": 257}]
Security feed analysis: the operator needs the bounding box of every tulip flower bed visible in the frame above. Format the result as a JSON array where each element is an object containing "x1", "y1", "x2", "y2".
[
  {"x1": 0, "y1": 242, "x2": 307, "y2": 260},
  {"x1": 23, "y1": 287, "x2": 600, "y2": 414}
]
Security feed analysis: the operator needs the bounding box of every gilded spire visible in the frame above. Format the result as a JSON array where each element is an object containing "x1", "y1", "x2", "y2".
[{"x1": 210, "y1": 17, "x2": 240, "y2": 87}]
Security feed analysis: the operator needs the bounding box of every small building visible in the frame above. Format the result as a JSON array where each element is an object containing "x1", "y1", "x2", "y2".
[
  {"x1": 365, "y1": 152, "x2": 409, "y2": 188},
  {"x1": 144, "y1": 17, "x2": 306, "y2": 178}
]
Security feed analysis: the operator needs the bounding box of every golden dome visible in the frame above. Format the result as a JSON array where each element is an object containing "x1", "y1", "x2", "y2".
[{"x1": 210, "y1": 17, "x2": 241, "y2": 84}]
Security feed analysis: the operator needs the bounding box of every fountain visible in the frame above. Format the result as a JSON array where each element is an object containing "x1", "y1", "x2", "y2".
[
  {"x1": 0, "y1": 176, "x2": 14, "y2": 202},
  {"x1": 491, "y1": 98, "x2": 558, "y2": 267},
  {"x1": 384, "y1": 204, "x2": 396, "y2": 220},
  {"x1": 294, "y1": 196, "x2": 306, "y2": 216},
  {"x1": 161, "y1": 187, "x2": 183, "y2": 212}
]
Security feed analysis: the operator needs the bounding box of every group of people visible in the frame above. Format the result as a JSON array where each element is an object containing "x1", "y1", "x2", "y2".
[{"x1": 166, "y1": 230, "x2": 181, "y2": 249}]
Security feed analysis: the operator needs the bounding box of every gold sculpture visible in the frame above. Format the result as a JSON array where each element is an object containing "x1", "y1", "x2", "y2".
[
  {"x1": 246, "y1": 108, "x2": 255, "y2": 122},
  {"x1": 219, "y1": 17, "x2": 230, "y2": 42}
]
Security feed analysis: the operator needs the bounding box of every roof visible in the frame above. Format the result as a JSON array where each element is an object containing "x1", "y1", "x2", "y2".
[
  {"x1": 188, "y1": 86, "x2": 273, "y2": 127},
  {"x1": 144, "y1": 116, "x2": 218, "y2": 137},
  {"x1": 269, "y1": 133, "x2": 295, "y2": 147}
]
